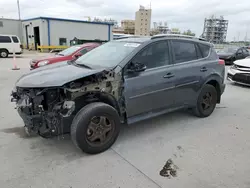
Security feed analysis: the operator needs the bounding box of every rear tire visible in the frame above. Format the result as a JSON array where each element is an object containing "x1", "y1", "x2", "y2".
[
  {"x1": 0, "y1": 49, "x2": 9, "y2": 58},
  {"x1": 71, "y1": 102, "x2": 120, "y2": 154},
  {"x1": 193, "y1": 84, "x2": 217, "y2": 118}
]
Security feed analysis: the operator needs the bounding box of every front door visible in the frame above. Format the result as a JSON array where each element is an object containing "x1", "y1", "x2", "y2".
[{"x1": 123, "y1": 40, "x2": 175, "y2": 118}]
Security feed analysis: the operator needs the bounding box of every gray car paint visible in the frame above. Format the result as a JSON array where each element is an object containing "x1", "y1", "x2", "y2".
[
  {"x1": 14, "y1": 37, "x2": 225, "y2": 126},
  {"x1": 122, "y1": 38, "x2": 225, "y2": 124},
  {"x1": 15, "y1": 61, "x2": 104, "y2": 88}
]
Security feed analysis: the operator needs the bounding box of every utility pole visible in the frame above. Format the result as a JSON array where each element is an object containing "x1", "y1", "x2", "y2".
[
  {"x1": 17, "y1": 0, "x2": 22, "y2": 45},
  {"x1": 17, "y1": 0, "x2": 21, "y2": 20}
]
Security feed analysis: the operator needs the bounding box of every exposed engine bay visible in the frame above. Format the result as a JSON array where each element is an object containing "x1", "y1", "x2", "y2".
[{"x1": 11, "y1": 70, "x2": 124, "y2": 138}]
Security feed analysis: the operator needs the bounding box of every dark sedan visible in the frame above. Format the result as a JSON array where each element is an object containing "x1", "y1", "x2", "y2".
[{"x1": 217, "y1": 46, "x2": 249, "y2": 65}]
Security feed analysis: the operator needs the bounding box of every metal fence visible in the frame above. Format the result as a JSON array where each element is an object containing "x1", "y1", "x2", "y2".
[{"x1": 214, "y1": 43, "x2": 246, "y2": 50}]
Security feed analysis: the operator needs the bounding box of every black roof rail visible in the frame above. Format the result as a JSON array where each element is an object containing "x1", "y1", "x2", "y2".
[
  {"x1": 151, "y1": 34, "x2": 207, "y2": 42},
  {"x1": 114, "y1": 35, "x2": 142, "y2": 40}
]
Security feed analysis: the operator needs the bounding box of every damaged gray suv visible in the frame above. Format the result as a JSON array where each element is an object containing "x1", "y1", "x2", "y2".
[{"x1": 11, "y1": 35, "x2": 225, "y2": 154}]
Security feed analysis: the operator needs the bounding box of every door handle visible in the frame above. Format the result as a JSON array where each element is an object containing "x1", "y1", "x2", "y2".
[
  {"x1": 200, "y1": 67, "x2": 207, "y2": 72},
  {"x1": 163, "y1": 73, "x2": 175, "y2": 79}
]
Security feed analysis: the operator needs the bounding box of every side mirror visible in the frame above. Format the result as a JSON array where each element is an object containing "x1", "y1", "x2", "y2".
[
  {"x1": 73, "y1": 53, "x2": 82, "y2": 59},
  {"x1": 127, "y1": 62, "x2": 147, "y2": 73}
]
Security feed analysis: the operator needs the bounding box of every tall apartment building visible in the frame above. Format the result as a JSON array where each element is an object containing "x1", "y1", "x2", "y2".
[
  {"x1": 121, "y1": 20, "x2": 135, "y2": 34},
  {"x1": 135, "y1": 5, "x2": 152, "y2": 36},
  {"x1": 202, "y1": 15, "x2": 228, "y2": 44}
]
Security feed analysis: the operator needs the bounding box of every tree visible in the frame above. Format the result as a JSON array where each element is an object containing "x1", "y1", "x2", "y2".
[
  {"x1": 183, "y1": 29, "x2": 195, "y2": 36},
  {"x1": 171, "y1": 28, "x2": 181, "y2": 34}
]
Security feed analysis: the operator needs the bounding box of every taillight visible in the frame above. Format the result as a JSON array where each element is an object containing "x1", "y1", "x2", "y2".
[
  {"x1": 219, "y1": 59, "x2": 225, "y2": 65},
  {"x1": 20, "y1": 44, "x2": 23, "y2": 49}
]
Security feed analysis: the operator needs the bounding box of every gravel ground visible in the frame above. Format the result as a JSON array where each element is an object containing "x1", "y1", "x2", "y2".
[{"x1": 0, "y1": 53, "x2": 250, "y2": 188}]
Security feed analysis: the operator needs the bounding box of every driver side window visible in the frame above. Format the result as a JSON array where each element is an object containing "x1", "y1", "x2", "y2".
[
  {"x1": 133, "y1": 41, "x2": 170, "y2": 69},
  {"x1": 79, "y1": 48, "x2": 89, "y2": 55}
]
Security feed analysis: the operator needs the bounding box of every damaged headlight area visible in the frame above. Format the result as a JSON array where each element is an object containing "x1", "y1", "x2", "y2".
[{"x1": 11, "y1": 87, "x2": 75, "y2": 138}]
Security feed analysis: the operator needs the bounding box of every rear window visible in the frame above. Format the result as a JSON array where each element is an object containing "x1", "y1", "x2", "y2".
[
  {"x1": 172, "y1": 40, "x2": 198, "y2": 63},
  {"x1": 198, "y1": 43, "x2": 210, "y2": 58},
  {"x1": 11, "y1": 36, "x2": 19, "y2": 43},
  {"x1": 0, "y1": 36, "x2": 11, "y2": 43}
]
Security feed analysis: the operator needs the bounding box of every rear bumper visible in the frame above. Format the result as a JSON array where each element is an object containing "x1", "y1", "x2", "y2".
[{"x1": 219, "y1": 57, "x2": 234, "y2": 65}]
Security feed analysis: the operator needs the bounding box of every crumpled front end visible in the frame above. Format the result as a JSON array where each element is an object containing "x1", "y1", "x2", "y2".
[
  {"x1": 11, "y1": 68, "x2": 124, "y2": 138},
  {"x1": 11, "y1": 87, "x2": 75, "y2": 138}
]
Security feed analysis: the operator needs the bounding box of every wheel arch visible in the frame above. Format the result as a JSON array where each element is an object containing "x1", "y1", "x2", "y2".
[
  {"x1": 201, "y1": 74, "x2": 222, "y2": 103},
  {"x1": 73, "y1": 91, "x2": 122, "y2": 116},
  {"x1": 0, "y1": 48, "x2": 9, "y2": 53}
]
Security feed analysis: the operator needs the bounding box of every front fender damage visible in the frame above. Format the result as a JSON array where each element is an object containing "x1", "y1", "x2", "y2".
[{"x1": 11, "y1": 69, "x2": 124, "y2": 138}]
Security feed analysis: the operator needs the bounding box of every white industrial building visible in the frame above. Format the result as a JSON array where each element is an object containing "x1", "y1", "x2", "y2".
[
  {"x1": 21, "y1": 17, "x2": 113, "y2": 49},
  {"x1": 0, "y1": 18, "x2": 22, "y2": 41}
]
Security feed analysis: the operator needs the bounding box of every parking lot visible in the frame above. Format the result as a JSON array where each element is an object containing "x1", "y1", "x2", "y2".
[{"x1": 1, "y1": 53, "x2": 250, "y2": 188}]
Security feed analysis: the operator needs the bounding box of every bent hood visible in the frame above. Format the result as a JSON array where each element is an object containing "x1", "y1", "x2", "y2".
[{"x1": 16, "y1": 61, "x2": 105, "y2": 88}]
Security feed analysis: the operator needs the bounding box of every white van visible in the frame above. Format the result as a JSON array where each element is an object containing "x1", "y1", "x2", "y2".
[{"x1": 0, "y1": 35, "x2": 22, "y2": 58}]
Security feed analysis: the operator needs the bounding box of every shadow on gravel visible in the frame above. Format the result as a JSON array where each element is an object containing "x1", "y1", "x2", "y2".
[
  {"x1": 0, "y1": 126, "x2": 33, "y2": 139},
  {"x1": 0, "y1": 109, "x2": 222, "y2": 159}
]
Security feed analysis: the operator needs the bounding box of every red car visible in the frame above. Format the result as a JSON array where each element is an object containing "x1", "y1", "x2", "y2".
[{"x1": 30, "y1": 43, "x2": 101, "y2": 69}]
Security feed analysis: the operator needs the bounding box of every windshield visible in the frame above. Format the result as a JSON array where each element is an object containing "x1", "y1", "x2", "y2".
[
  {"x1": 76, "y1": 41, "x2": 140, "y2": 68},
  {"x1": 218, "y1": 47, "x2": 238, "y2": 53},
  {"x1": 58, "y1": 46, "x2": 81, "y2": 56}
]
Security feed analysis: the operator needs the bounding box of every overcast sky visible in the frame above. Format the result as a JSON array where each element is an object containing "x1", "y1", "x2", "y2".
[{"x1": 1, "y1": 0, "x2": 250, "y2": 41}]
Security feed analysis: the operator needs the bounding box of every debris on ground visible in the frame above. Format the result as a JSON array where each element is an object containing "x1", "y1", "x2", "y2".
[{"x1": 159, "y1": 159, "x2": 179, "y2": 178}]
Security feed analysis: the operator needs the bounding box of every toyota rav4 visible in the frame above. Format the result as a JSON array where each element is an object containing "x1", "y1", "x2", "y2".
[{"x1": 11, "y1": 34, "x2": 226, "y2": 154}]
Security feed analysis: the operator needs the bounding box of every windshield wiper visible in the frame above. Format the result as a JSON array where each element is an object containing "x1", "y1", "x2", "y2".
[{"x1": 58, "y1": 53, "x2": 64, "y2": 56}]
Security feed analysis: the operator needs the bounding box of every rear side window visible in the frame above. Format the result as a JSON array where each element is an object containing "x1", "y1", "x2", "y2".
[
  {"x1": 0, "y1": 36, "x2": 11, "y2": 43},
  {"x1": 172, "y1": 40, "x2": 197, "y2": 63},
  {"x1": 11, "y1": 36, "x2": 19, "y2": 43},
  {"x1": 198, "y1": 43, "x2": 210, "y2": 58}
]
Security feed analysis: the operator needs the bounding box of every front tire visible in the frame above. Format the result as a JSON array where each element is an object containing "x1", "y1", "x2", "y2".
[
  {"x1": 0, "y1": 49, "x2": 9, "y2": 58},
  {"x1": 71, "y1": 102, "x2": 120, "y2": 154},
  {"x1": 193, "y1": 84, "x2": 217, "y2": 118}
]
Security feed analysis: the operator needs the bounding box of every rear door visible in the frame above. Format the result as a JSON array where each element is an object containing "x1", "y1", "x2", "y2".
[
  {"x1": 124, "y1": 40, "x2": 176, "y2": 118},
  {"x1": 0, "y1": 35, "x2": 13, "y2": 53},
  {"x1": 11, "y1": 36, "x2": 22, "y2": 53},
  {"x1": 169, "y1": 39, "x2": 206, "y2": 106}
]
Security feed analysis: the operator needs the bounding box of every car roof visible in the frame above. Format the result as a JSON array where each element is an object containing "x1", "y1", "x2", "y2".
[
  {"x1": 115, "y1": 37, "x2": 151, "y2": 43},
  {"x1": 114, "y1": 34, "x2": 212, "y2": 46}
]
